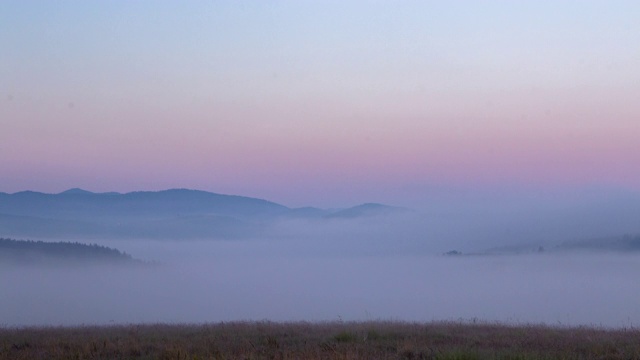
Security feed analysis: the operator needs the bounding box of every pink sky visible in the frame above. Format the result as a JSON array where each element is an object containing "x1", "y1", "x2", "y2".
[{"x1": 1, "y1": 2, "x2": 639, "y2": 207}]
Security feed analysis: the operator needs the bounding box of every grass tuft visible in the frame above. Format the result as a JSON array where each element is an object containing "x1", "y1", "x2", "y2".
[{"x1": 333, "y1": 331, "x2": 358, "y2": 343}]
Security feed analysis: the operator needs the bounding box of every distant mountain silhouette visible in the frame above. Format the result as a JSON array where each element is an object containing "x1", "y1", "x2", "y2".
[
  {"x1": 324, "y1": 203, "x2": 409, "y2": 219},
  {"x1": 0, "y1": 189, "x2": 405, "y2": 240},
  {"x1": 59, "y1": 188, "x2": 95, "y2": 195},
  {"x1": 284, "y1": 207, "x2": 330, "y2": 218},
  {"x1": 0, "y1": 213, "x2": 106, "y2": 238},
  {"x1": 0, "y1": 188, "x2": 289, "y2": 220}
]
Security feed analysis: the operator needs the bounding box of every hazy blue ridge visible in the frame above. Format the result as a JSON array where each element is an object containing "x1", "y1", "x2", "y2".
[
  {"x1": 0, "y1": 188, "x2": 290, "y2": 220},
  {"x1": 324, "y1": 203, "x2": 410, "y2": 219},
  {"x1": 59, "y1": 188, "x2": 95, "y2": 195},
  {"x1": 0, "y1": 188, "x2": 405, "y2": 240}
]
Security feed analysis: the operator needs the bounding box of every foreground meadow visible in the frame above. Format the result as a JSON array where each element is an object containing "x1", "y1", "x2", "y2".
[{"x1": 2, "y1": 321, "x2": 640, "y2": 359}]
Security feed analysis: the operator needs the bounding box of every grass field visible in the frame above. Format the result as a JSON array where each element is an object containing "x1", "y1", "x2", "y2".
[{"x1": 1, "y1": 321, "x2": 639, "y2": 359}]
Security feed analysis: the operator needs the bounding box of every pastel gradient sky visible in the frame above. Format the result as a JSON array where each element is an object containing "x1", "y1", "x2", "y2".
[{"x1": 1, "y1": 1, "x2": 639, "y2": 207}]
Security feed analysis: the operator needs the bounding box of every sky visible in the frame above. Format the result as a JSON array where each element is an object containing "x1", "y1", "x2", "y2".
[{"x1": 1, "y1": 1, "x2": 639, "y2": 208}]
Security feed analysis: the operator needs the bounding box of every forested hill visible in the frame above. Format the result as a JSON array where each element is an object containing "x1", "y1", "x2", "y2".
[{"x1": 0, "y1": 238, "x2": 139, "y2": 265}]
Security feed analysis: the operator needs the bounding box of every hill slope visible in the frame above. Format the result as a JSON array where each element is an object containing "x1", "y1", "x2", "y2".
[{"x1": 0, "y1": 238, "x2": 139, "y2": 265}]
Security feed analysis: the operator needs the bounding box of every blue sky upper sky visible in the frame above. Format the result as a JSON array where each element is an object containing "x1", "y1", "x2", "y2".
[{"x1": 1, "y1": 1, "x2": 639, "y2": 207}]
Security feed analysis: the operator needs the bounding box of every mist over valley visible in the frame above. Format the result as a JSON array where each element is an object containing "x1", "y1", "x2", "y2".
[
  {"x1": 2, "y1": 187, "x2": 640, "y2": 328},
  {"x1": 3, "y1": 5, "x2": 640, "y2": 357}
]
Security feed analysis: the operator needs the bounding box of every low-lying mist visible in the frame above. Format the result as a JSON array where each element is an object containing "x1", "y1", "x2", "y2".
[
  {"x1": 3, "y1": 235, "x2": 640, "y2": 328},
  {"x1": 2, "y1": 187, "x2": 640, "y2": 328}
]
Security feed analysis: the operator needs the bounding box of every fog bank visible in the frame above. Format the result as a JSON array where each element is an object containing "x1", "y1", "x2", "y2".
[{"x1": 2, "y1": 240, "x2": 639, "y2": 328}]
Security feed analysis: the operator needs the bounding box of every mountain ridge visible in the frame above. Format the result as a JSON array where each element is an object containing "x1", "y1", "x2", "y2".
[{"x1": 0, "y1": 188, "x2": 407, "y2": 240}]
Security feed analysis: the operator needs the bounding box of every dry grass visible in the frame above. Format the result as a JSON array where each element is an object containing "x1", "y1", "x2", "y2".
[{"x1": 1, "y1": 321, "x2": 640, "y2": 359}]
